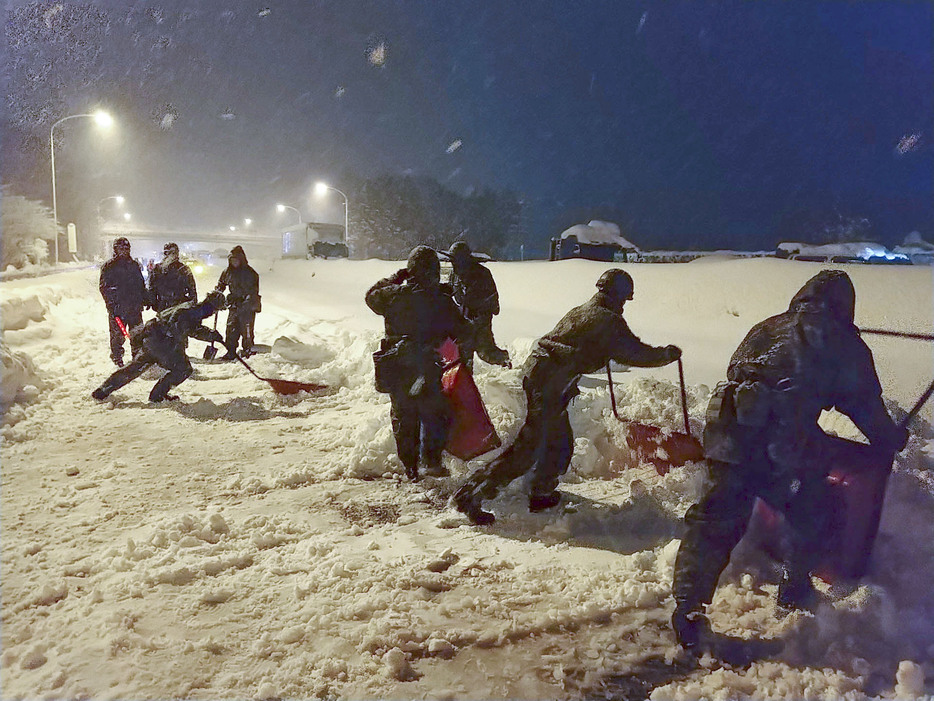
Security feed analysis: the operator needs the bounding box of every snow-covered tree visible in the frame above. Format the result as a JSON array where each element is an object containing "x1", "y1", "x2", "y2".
[{"x1": 1, "y1": 186, "x2": 59, "y2": 270}]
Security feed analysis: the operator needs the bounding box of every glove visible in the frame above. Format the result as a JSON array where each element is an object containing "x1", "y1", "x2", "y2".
[
  {"x1": 389, "y1": 268, "x2": 409, "y2": 284},
  {"x1": 210, "y1": 330, "x2": 225, "y2": 344},
  {"x1": 664, "y1": 344, "x2": 682, "y2": 362}
]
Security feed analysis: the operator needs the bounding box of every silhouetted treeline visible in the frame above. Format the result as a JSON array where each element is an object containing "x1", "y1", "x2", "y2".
[{"x1": 348, "y1": 175, "x2": 523, "y2": 260}]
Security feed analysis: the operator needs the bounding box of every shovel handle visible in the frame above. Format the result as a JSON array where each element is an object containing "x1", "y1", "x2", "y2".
[
  {"x1": 860, "y1": 328, "x2": 934, "y2": 342},
  {"x1": 678, "y1": 357, "x2": 692, "y2": 438},
  {"x1": 233, "y1": 352, "x2": 265, "y2": 382},
  {"x1": 606, "y1": 364, "x2": 621, "y2": 420},
  {"x1": 902, "y1": 378, "x2": 934, "y2": 429}
]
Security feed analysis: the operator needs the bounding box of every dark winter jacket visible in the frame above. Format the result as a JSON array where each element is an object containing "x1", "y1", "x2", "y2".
[
  {"x1": 451, "y1": 262, "x2": 500, "y2": 319},
  {"x1": 366, "y1": 273, "x2": 469, "y2": 348},
  {"x1": 705, "y1": 270, "x2": 901, "y2": 466},
  {"x1": 132, "y1": 301, "x2": 222, "y2": 349},
  {"x1": 215, "y1": 247, "x2": 259, "y2": 310},
  {"x1": 148, "y1": 260, "x2": 197, "y2": 312},
  {"x1": 99, "y1": 255, "x2": 148, "y2": 313},
  {"x1": 525, "y1": 291, "x2": 676, "y2": 406}
]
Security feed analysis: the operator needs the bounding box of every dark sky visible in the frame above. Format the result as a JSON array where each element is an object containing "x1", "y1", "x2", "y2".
[{"x1": 1, "y1": 0, "x2": 931, "y2": 255}]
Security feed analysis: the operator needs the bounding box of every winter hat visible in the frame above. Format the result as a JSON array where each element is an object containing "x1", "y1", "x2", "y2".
[
  {"x1": 407, "y1": 245, "x2": 441, "y2": 284},
  {"x1": 445, "y1": 241, "x2": 473, "y2": 267},
  {"x1": 203, "y1": 290, "x2": 227, "y2": 312},
  {"x1": 595, "y1": 269, "x2": 634, "y2": 302},
  {"x1": 113, "y1": 237, "x2": 131, "y2": 253},
  {"x1": 163, "y1": 242, "x2": 179, "y2": 255}
]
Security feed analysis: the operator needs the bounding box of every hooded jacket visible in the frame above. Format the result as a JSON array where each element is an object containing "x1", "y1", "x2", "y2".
[
  {"x1": 99, "y1": 254, "x2": 148, "y2": 311},
  {"x1": 215, "y1": 246, "x2": 259, "y2": 307},
  {"x1": 705, "y1": 270, "x2": 900, "y2": 464},
  {"x1": 149, "y1": 258, "x2": 197, "y2": 311}
]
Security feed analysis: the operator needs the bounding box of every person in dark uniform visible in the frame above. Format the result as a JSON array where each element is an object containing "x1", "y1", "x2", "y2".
[
  {"x1": 670, "y1": 270, "x2": 907, "y2": 656},
  {"x1": 454, "y1": 269, "x2": 681, "y2": 524},
  {"x1": 148, "y1": 242, "x2": 197, "y2": 312},
  {"x1": 99, "y1": 237, "x2": 148, "y2": 367},
  {"x1": 365, "y1": 246, "x2": 471, "y2": 480},
  {"x1": 91, "y1": 291, "x2": 229, "y2": 403},
  {"x1": 443, "y1": 241, "x2": 511, "y2": 368},
  {"x1": 214, "y1": 246, "x2": 260, "y2": 359}
]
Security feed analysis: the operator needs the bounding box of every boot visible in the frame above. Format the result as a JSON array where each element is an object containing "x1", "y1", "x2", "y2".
[
  {"x1": 150, "y1": 394, "x2": 179, "y2": 403},
  {"x1": 671, "y1": 604, "x2": 712, "y2": 649},
  {"x1": 529, "y1": 491, "x2": 561, "y2": 512},
  {"x1": 453, "y1": 488, "x2": 495, "y2": 525},
  {"x1": 404, "y1": 463, "x2": 419, "y2": 481},
  {"x1": 219, "y1": 351, "x2": 238, "y2": 361},
  {"x1": 422, "y1": 462, "x2": 449, "y2": 478},
  {"x1": 776, "y1": 569, "x2": 818, "y2": 612},
  {"x1": 91, "y1": 384, "x2": 113, "y2": 401}
]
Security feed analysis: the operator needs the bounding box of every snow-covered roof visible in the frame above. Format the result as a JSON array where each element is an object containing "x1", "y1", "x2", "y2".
[
  {"x1": 559, "y1": 220, "x2": 639, "y2": 249},
  {"x1": 895, "y1": 231, "x2": 934, "y2": 253},
  {"x1": 777, "y1": 241, "x2": 896, "y2": 258}
]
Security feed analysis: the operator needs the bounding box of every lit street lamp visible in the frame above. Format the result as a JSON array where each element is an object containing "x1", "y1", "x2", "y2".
[
  {"x1": 97, "y1": 195, "x2": 125, "y2": 226},
  {"x1": 229, "y1": 226, "x2": 237, "y2": 232},
  {"x1": 244, "y1": 218, "x2": 253, "y2": 228},
  {"x1": 276, "y1": 203, "x2": 303, "y2": 225},
  {"x1": 50, "y1": 110, "x2": 114, "y2": 263},
  {"x1": 123, "y1": 212, "x2": 132, "y2": 222},
  {"x1": 314, "y1": 181, "x2": 350, "y2": 253}
]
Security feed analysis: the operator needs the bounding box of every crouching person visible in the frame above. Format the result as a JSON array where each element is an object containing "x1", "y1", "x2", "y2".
[
  {"x1": 453, "y1": 269, "x2": 680, "y2": 524},
  {"x1": 92, "y1": 291, "x2": 229, "y2": 403},
  {"x1": 671, "y1": 270, "x2": 907, "y2": 660},
  {"x1": 366, "y1": 246, "x2": 471, "y2": 481}
]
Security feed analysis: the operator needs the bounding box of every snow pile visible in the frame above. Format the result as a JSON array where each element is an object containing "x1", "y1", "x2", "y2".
[
  {"x1": 560, "y1": 220, "x2": 639, "y2": 249},
  {"x1": 2, "y1": 257, "x2": 934, "y2": 699}
]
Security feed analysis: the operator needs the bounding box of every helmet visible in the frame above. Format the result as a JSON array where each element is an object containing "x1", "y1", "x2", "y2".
[
  {"x1": 203, "y1": 290, "x2": 227, "y2": 311},
  {"x1": 596, "y1": 269, "x2": 634, "y2": 302},
  {"x1": 113, "y1": 237, "x2": 131, "y2": 254},
  {"x1": 407, "y1": 245, "x2": 440, "y2": 285},
  {"x1": 447, "y1": 241, "x2": 473, "y2": 268},
  {"x1": 163, "y1": 242, "x2": 179, "y2": 256}
]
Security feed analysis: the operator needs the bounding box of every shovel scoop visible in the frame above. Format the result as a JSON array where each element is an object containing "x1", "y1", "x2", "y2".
[
  {"x1": 609, "y1": 358, "x2": 704, "y2": 475},
  {"x1": 203, "y1": 312, "x2": 220, "y2": 360},
  {"x1": 233, "y1": 354, "x2": 326, "y2": 395}
]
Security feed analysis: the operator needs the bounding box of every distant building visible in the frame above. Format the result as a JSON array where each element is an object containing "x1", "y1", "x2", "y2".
[
  {"x1": 550, "y1": 220, "x2": 638, "y2": 262},
  {"x1": 776, "y1": 241, "x2": 911, "y2": 264},
  {"x1": 281, "y1": 222, "x2": 348, "y2": 259},
  {"x1": 894, "y1": 231, "x2": 934, "y2": 265}
]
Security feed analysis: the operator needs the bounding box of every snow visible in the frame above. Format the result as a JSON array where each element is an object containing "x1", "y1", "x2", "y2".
[
  {"x1": 2, "y1": 257, "x2": 934, "y2": 699},
  {"x1": 560, "y1": 220, "x2": 639, "y2": 249}
]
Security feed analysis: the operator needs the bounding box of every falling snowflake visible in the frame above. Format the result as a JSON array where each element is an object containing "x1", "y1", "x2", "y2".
[
  {"x1": 446, "y1": 139, "x2": 462, "y2": 154},
  {"x1": 367, "y1": 40, "x2": 388, "y2": 67},
  {"x1": 637, "y1": 11, "x2": 648, "y2": 33},
  {"x1": 895, "y1": 131, "x2": 922, "y2": 156},
  {"x1": 258, "y1": 8, "x2": 271, "y2": 17},
  {"x1": 151, "y1": 103, "x2": 179, "y2": 130},
  {"x1": 335, "y1": 86, "x2": 346, "y2": 98}
]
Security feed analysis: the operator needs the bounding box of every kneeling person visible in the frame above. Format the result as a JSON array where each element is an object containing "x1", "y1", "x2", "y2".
[{"x1": 92, "y1": 291, "x2": 229, "y2": 403}]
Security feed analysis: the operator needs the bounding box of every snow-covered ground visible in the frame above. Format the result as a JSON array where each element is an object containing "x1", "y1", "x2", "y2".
[{"x1": 2, "y1": 257, "x2": 934, "y2": 700}]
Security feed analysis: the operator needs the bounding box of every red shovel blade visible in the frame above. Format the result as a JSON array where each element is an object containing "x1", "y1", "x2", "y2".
[
  {"x1": 262, "y1": 378, "x2": 327, "y2": 395},
  {"x1": 626, "y1": 422, "x2": 705, "y2": 475}
]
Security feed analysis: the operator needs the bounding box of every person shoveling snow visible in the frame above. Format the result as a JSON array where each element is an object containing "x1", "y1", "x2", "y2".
[{"x1": 91, "y1": 291, "x2": 230, "y2": 403}]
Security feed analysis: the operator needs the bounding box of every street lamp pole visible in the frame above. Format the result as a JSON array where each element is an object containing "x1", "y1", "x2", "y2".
[
  {"x1": 50, "y1": 111, "x2": 114, "y2": 264},
  {"x1": 276, "y1": 203, "x2": 303, "y2": 226},
  {"x1": 315, "y1": 183, "x2": 350, "y2": 254}
]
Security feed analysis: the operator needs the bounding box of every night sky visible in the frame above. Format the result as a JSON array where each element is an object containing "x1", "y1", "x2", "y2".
[{"x1": 1, "y1": 0, "x2": 931, "y2": 255}]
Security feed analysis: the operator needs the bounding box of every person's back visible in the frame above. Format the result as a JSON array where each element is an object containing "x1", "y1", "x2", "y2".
[{"x1": 368, "y1": 280, "x2": 463, "y2": 347}]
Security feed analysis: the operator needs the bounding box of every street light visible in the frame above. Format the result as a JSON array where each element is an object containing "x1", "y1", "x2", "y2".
[
  {"x1": 314, "y1": 181, "x2": 349, "y2": 253},
  {"x1": 50, "y1": 109, "x2": 114, "y2": 263},
  {"x1": 229, "y1": 226, "x2": 237, "y2": 232},
  {"x1": 96, "y1": 195, "x2": 125, "y2": 226},
  {"x1": 276, "y1": 203, "x2": 303, "y2": 225},
  {"x1": 123, "y1": 212, "x2": 132, "y2": 222},
  {"x1": 244, "y1": 218, "x2": 252, "y2": 227}
]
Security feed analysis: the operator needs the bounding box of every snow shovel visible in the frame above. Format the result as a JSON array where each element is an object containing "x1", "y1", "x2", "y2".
[
  {"x1": 752, "y1": 377, "x2": 934, "y2": 583},
  {"x1": 203, "y1": 312, "x2": 219, "y2": 360},
  {"x1": 608, "y1": 358, "x2": 704, "y2": 475},
  {"x1": 233, "y1": 354, "x2": 327, "y2": 395}
]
